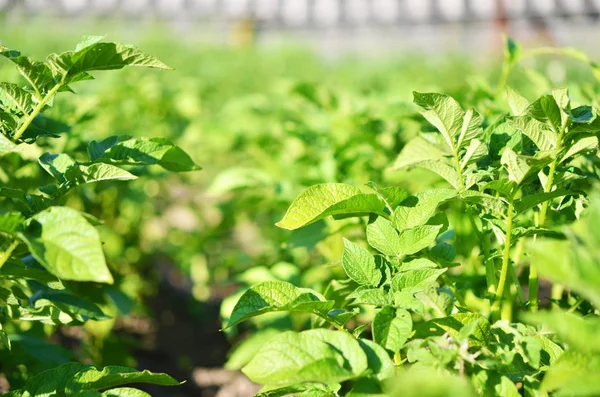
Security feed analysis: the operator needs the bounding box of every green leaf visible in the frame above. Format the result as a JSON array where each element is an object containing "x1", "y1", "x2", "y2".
[
  {"x1": 527, "y1": 95, "x2": 562, "y2": 133},
  {"x1": 560, "y1": 135, "x2": 598, "y2": 163},
  {"x1": 398, "y1": 225, "x2": 442, "y2": 256},
  {"x1": 243, "y1": 330, "x2": 366, "y2": 386},
  {"x1": 18, "y1": 206, "x2": 113, "y2": 283},
  {"x1": 514, "y1": 189, "x2": 575, "y2": 213},
  {"x1": 372, "y1": 306, "x2": 412, "y2": 354},
  {"x1": 366, "y1": 182, "x2": 410, "y2": 210},
  {"x1": 0, "y1": 82, "x2": 34, "y2": 114},
  {"x1": 0, "y1": 49, "x2": 55, "y2": 98},
  {"x1": 366, "y1": 217, "x2": 401, "y2": 256},
  {"x1": 391, "y1": 136, "x2": 447, "y2": 170},
  {"x1": 413, "y1": 92, "x2": 481, "y2": 151},
  {"x1": 15, "y1": 362, "x2": 88, "y2": 397},
  {"x1": 225, "y1": 328, "x2": 281, "y2": 370},
  {"x1": 347, "y1": 287, "x2": 390, "y2": 306},
  {"x1": 357, "y1": 339, "x2": 395, "y2": 380},
  {"x1": 65, "y1": 366, "x2": 179, "y2": 394},
  {"x1": 501, "y1": 148, "x2": 552, "y2": 185},
  {"x1": 342, "y1": 239, "x2": 382, "y2": 287},
  {"x1": 0, "y1": 212, "x2": 25, "y2": 234},
  {"x1": 102, "y1": 389, "x2": 151, "y2": 397},
  {"x1": 0, "y1": 132, "x2": 18, "y2": 155},
  {"x1": 226, "y1": 281, "x2": 334, "y2": 328},
  {"x1": 411, "y1": 160, "x2": 462, "y2": 189},
  {"x1": 276, "y1": 183, "x2": 387, "y2": 230},
  {"x1": 506, "y1": 87, "x2": 530, "y2": 116},
  {"x1": 46, "y1": 42, "x2": 172, "y2": 84},
  {"x1": 386, "y1": 366, "x2": 477, "y2": 397},
  {"x1": 460, "y1": 139, "x2": 487, "y2": 168},
  {"x1": 393, "y1": 189, "x2": 457, "y2": 231},
  {"x1": 509, "y1": 116, "x2": 557, "y2": 151},
  {"x1": 87, "y1": 136, "x2": 200, "y2": 172},
  {"x1": 307, "y1": 329, "x2": 368, "y2": 376},
  {"x1": 392, "y1": 268, "x2": 446, "y2": 294}
]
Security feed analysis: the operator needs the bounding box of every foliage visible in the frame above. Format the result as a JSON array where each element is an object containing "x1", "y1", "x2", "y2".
[{"x1": 0, "y1": 37, "x2": 198, "y2": 393}]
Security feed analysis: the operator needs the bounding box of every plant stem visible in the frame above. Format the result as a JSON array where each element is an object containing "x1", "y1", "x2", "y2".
[
  {"x1": 12, "y1": 83, "x2": 62, "y2": 141},
  {"x1": 0, "y1": 239, "x2": 19, "y2": 269},
  {"x1": 491, "y1": 199, "x2": 514, "y2": 321},
  {"x1": 530, "y1": 119, "x2": 568, "y2": 311}
]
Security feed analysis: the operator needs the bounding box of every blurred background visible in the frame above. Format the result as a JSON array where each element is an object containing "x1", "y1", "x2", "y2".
[{"x1": 1, "y1": 1, "x2": 599, "y2": 396}]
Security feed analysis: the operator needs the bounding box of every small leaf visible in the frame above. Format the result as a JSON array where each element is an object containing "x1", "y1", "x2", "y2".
[
  {"x1": 514, "y1": 189, "x2": 575, "y2": 213},
  {"x1": 0, "y1": 82, "x2": 34, "y2": 114},
  {"x1": 506, "y1": 86, "x2": 530, "y2": 116},
  {"x1": 366, "y1": 217, "x2": 402, "y2": 257},
  {"x1": 392, "y1": 268, "x2": 446, "y2": 294},
  {"x1": 398, "y1": 225, "x2": 442, "y2": 256},
  {"x1": 501, "y1": 147, "x2": 552, "y2": 185},
  {"x1": 372, "y1": 306, "x2": 412, "y2": 354},
  {"x1": 460, "y1": 139, "x2": 487, "y2": 168},
  {"x1": 527, "y1": 94, "x2": 562, "y2": 133},
  {"x1": 18, "y1": 206, "x2": 113, "y2": 283},
  {"x1": 0, "y1": 48, "x2": 55, "y2": 98},
  {"x1": 226, "y1": 281, "x2": 334, "y2": 328},
  {"x1": 560, "y1": 135, "x2": 598, "y2": 163},
  {"x1": 276, "y1": 183, "x2": 387, "y2": 230},
  {"x1": 391, "y1": 136, "x2": 447, "y2": 170},
  {"x1": 342, "y1": 239, "x2": 382, "y2": 287},
  {"x1": 567, "y1": 105, "x2": 595, "y2": 123},
  {"x1": 412, "y1": 160, "x2": 461, "y2": 189},
  {"x1": 366, "y1": 182, "x2": 410, "y2": 210}
]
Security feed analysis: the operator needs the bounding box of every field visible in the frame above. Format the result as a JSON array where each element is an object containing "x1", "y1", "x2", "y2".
[{"x1": 1, "y1": 20, "x2": 599, "y2": 397}]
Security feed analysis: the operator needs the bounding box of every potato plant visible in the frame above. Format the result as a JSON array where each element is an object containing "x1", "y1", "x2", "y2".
[
  {"x1": 225, "y1": 44, "x2": 600, "y2": 395},
  {"x1": 0, "y1": 38, "x2": 200, "y2": 394}
]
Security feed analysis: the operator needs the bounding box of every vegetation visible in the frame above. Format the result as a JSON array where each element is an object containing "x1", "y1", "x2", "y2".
[{"x1": 0, "y1": 29, "x2": 598, "y2": 396}]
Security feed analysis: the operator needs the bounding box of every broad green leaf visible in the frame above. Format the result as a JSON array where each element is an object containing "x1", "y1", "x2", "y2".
[
  {"x1": 0, "y1": 323, "x2": 10, "y2": 350},
  {"x1": 346, "y1": 377, "x2": 386, "y2": 397},
  {"x1": 393, "y1": 189, "x2": 457, "y2": 231},
  {"x1": 225, "y1": 328, "x2": 282, "y2": 370},
  {"x1": 307, "y1": 329, "x2": 368, "y2": 376},
  {"x1": 567, "y1": 106, "x2": 595, "y2": 124},
  {"x1": 501, "y1": 148, "x2": 551, "y2": 185},
  {"x1": 80, "y1": 163, "x2": 137, "y2": 183},
  {"x1": 392, "y1": 268, "x2": 446, "y2": 294},
  {"x1": 366, "y1": 182, "x2": 410, "y2": 210},
  {"x1": 456, "y1": 108, "x2": 483, "y2": 148},
  {"x1": 509, "y1": 116, "x2": 557, "y2": 151},
  {"x1": 357, "y1": 339, "x2": 395, "y2": 380},
  {"x1": 87, "y1": 136, "x2": 200, "y2": 172},
  {"x1": 347, "y1": 287, "x2": 390, "y2": 306},
  {"x1": 342, "y1": 239, "x2": 382, "y2": 287},
  {"x1": 255, "y1": 384, "x2": 335, "y2": 397},
  {"x1": 0, "y1": 132, "x2": 18, "y2": 155},
  {"x1": 0, "y1": 49, "x2": 55, "y2": 98},
  {"x1": 372, "y1": 306, "x2": 412, "y2": 354},
  {"x1": 226, "y1": 281, "x2": 334, "y2": 328},
  {"x1": 412, "y1": 160, "x2": 461, "y2": 189},
  {"x1": 276, "y1": 183, "x2": 387, "y2": 230},
  {"x1": 398, "y1": 225, "x2": 442, "y2": 256},
  {"x1": 460, "y1": 139, "x2": 487, "y2": 168},
  {"x1": 391, "y1": 136, "x2": 447, "y2": 170},
  {"x1": 542, "y1": 351, "x2": 600, "y2": 396},
  {"x1": 523, "y1": 311, "x2": 600, "y2": 353},
  {"x1": 18, "y1": 206, "x2": 113, "y2": 283},
  {"x1": 102, "y1": 389, "x2": 150, "y2": 397},
  {"x1": 514, "y1": 189, "x2": 575, "y2": 213},
  {"x1": 39, "y1": 153, "x2": 79, "y2": 183},
  {"x1": 16, "y1": 362, "x2": 88, "y2": 397},
  {"x1": 552, "y1": 87, "x2": 570, "y2": 110},
  {"x1": 46, "y1": 42, "x2": 172, "y2": 84},
  {"x1": 506, "y1": 87, "x2": 530, "y2": 116},
  {"x1": 366, "y1": 217, "x2": 401, "y2": 256},
  {"x1": 560, "y1": 135, "x2": 598, "y2": 163},
  {"x1": 0, "y1": 82, "x2": 34, "y2": 114},
  {"x1": 243, "y1": 330, "x2": 363, "y2": 386},
  {"x1": 0, "y1": 212, "x2": 24, "y2": 234},
  {"x1": 399, "y1": 258, "x2": 438, "y2": 271},
  {"x1": 527, "y1": 95, "x2": 562, "y2": 133},
  {"x1": 65, "y1": 366, "x2": 179, "y2": 394}
]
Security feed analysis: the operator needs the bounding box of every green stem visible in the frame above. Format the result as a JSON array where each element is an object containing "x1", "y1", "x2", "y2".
[
  {"x1": 567, "y1": 296, "x2": 586, "y2": 313},
  {"x1": 0, "y1": 239, "x2": 19, "y2": 269},
  {"x1": 530, "y1": 120, "x2": 568, "y2": 311},
  {"x1": 12, "y1": 83, "x2": 62, "y2": 142},
  {"x1": 492, "y1": 199, "x2": 515, "y2": 321},
  {"x1": 495, "y1": 60, "x2": 514, "y2": 98}
]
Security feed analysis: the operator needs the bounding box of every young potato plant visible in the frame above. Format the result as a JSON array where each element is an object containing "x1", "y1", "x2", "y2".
[
  {"x1": 225, "y1": 87, "x2": 600, "y2": 394},
  {"x1": 0, "y1": 38, "x2": 199, "y2": 393}
]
